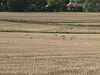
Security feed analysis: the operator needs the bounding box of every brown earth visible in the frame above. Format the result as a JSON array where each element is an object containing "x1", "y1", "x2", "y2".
[
  {"x1": 0, "y1": 12, "x2": 100, "y2": 23},
  {"x1": 0, "y1": 12, "x2": 100, "y2": 33},
  {"x1": 0, "y1": 32, "x2": 100, "y2": 75},
  {"x1": 1, "y1": 21, "x2": 100, "y2": 32},
  {"x1": 0, "y1": 12, "x2": 100, "y2": 75}
]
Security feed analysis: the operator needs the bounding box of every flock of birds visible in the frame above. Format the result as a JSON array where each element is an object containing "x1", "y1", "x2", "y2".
[
  {"x1": 25, "y1": 33, "x2": 76, "y2": 40},
  {"x1": 55, "y1": 34, "x2": 76, "y2": 40},
  {"x1": 25, "y1": 27, "x2": 75, "y2": 40}
]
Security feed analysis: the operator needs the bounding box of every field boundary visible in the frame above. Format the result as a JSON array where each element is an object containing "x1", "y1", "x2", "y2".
[
  {"x1": 0, "y1": 19, "x2": 91, "y2": 24},
  {"x1": 0, "y1": 30, "x2": 100, "y2": 34},
  {"x1": 1, "y1": 19, "x2": 100, "y2": 28}
]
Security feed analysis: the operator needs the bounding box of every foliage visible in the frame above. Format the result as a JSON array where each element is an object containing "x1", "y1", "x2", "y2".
[
  {"x1": 8, "y1": 0, "x2": 30, "y2": 11},
  {"x1": 85, "y1": 0, "x2": 100, "y2": 12},
  {"x1": 47, "y1": 0, "x2": 63, "y2": 12},
  {"x1": 0, "y1": 0, "x2": 100, "y2": 12}
]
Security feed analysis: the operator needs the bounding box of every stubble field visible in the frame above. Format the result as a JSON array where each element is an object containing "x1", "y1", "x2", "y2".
[
  {"x1": 0, "y1": 12, "x2": 100, "y2": 33},
  {"x1": 0, "y1": 12, "x2": 100, "y2": 75}
]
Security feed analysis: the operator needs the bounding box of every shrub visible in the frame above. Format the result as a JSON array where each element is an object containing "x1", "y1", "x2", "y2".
[{"x1": 28, "y1": 4, "x2": 37, "y2": 12}]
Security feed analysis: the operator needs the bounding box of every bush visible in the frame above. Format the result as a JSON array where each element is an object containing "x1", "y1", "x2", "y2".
[
  {"x1": 28, "y1": 4, "x2": 37, "y2": 12},
  {"x1": 76, "y1": 6, "x2": 83, "y2": 12},
  {"x1": 8, "y1": 0, "x2": 29, "y2": 12},
  {"x1": 62, "y1": 4, "x2": 68, "y2": 11}
]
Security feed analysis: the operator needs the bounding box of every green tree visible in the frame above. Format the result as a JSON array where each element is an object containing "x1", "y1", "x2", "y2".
[
  {"x1": 28, "y1": 4, "x2": 37, "y2": 11},
  {"x1": 84, "y1": 0, "x2": 100, "y2": 12},
  {"x1": 47, "y1": 0, "x2": 63, "y2": 11},
  {"x1": 63, "y1": 0, "x2": 69, "y2": 4},
  {"x1": 0, "y1": 0, "x2": 9, "y2": 11},
  {"x1": 75, "y1": 0, "x2": 85, "y2": 4},
  {"x1": 96, "y1": 0, "x2": 100, "y2": 11},
  {"x1": 8, "y1": 0, "x2": 30, "y2": 11},
  {"x1": 30, "y1": 0, "x2": 47, "y2": 11},
  {"x1": 0, "y1": 1, "x2": 2, "y2": 11}
]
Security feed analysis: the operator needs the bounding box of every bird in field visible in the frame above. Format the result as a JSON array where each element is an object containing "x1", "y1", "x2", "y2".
[
  {"x1": 61, "y1": 35, "x2": 65, "y2": 40},
  {"x1": 30, "y1": 37, "x2": 33, "y2": 39},
  {"x1": 55, "y1": 34, "x2": 58, "y2": 36},
  {"x1": 71, "y1": 35, "x2": 76, "y2": 40},
  {"x1": 26, "y1": 34, "x2": 28, "y2": 36},
  {"x1": 71, "y1": 28, "x2": 73, "y2": 30}
]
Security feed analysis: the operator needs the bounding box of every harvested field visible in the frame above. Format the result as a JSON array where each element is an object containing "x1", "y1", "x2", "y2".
[
  {"x1": 0, "y1": 12, "x2": 100, "y2": 75},
  {"x1": 0, "y1": 12, "x2": 100, "y2": 33},
  {"x1": 0, "y1": 32, "x2": 100, "y2": 75},
  {"x1": 0, "y1": 12, "x2": 100, "y2": 23},
  {"x1": 1, "y1": 21, "x2": 100, "y2": 33}
]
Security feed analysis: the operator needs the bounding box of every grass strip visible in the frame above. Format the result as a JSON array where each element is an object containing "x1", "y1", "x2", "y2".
[
  {"x1": 67, "y1": 24, "x2": 100, "y2": 27},
  {"x1": 0, "y1": 30, "x2": 100, "y2": 34},
  {"x1": 1, "y1": 19, "x2": 100, "y2": 27},
  {"x1": 0, "y1": 19, "x2": 84, "y2": 24}
]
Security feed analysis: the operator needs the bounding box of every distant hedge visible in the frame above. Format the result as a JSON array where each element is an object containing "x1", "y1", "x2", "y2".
[{"x1": 0, "y1": 0, "x2": 100, "y2": 12}]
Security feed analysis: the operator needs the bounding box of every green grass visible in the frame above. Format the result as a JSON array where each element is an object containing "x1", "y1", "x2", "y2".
[
  {"x1": 1, "y1": 19, "x2": 100, "y2": 28},
  {"x1": 0, "y1": 19, "x2": 84, "y2": 24},
  {"x1": 67, "y1": 24, "x2": 100, "y2": 27},
  {"x1": 0, "y1": 29, "x2": 100, "y2": 34}
]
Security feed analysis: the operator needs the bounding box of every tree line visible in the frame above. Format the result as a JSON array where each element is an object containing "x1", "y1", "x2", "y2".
[{"x1": 0, "y1": 0, "x2": 100, "y2": 12}]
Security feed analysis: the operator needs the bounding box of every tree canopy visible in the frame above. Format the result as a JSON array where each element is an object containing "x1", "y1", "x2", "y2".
[{"x1": 0, "y1": 0, "x2": 100, "y2": 12}]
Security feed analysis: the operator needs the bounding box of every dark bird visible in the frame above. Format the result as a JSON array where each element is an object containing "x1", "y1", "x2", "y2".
[
  {"x1": 30, "y1": 37, "x2": 33, "y2": 39},
  {"x1": 26, "y1": 34, "x2": 28, "y2": 36},
  {"x1": 55, "y1": 34, "x2": 58, "y2": 36},
  {"x1": 71, "y1": 35, "x2": 76, "y2": 40},
  {"x1": 61, "y1": 35, "x2": 65, "y2": 40},
  {"x1": 71, "y1": 28, "x2": 73, "y2": 30}
]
